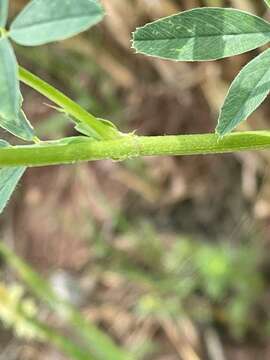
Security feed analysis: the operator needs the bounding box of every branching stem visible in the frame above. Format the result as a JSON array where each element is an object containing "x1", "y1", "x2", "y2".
[
  {"x1": 19, "y1": 66, "x2": 121, "y2": 140},
  {"x1": 12, "y1": 67, "x2": 270, "y2": 168}
]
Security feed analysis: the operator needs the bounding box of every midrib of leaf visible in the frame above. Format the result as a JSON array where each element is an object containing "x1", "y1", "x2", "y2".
[{"x1": 134, "y1": 32, "x2": 270, "y2": 41}]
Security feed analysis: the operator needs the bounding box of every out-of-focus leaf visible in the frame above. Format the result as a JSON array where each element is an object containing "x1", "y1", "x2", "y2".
[
  {"x1": 265, "y1": 0, "x2": 270, "y2": 8},
  {"x1": 0, "y1": 0, "x2": 9, "y2": 27},
  {"x1": 216, "y1": 49, "x2": 270, "y2": 136},
  {"x1": 132, "y1": 8, "x2": 270, "y2": 61},
  {"x1": 10, "y1": 0, "x2": 105, "y2": 46},
  {"x1": 0, "y1": 141, "x2": 25, "y2": 214}
]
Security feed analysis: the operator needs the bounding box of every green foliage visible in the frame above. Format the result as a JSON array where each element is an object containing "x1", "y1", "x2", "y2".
[
  {"x1": 9, "y1": 0, "x2": 105, "y2": 46},
  {"x1": 1, "y1": 1, "x2": 269, "y2": 356},
  {"x1": 0, "y1": 0, "x2": 115, "y2": 213},
  {"x1": 132, "y1": 4, "x2": 270, "y2": 136},
  {"x1": 0, "y1": 1, "x2": 270, "y2": 213},
  {"x1": 216, "y1": 49, "x2": 270, "y2": 136},
  {"x1": 0, "y1": 0, "x2": 106, "y2": 147},
  {"x1": 265, "y1": 0, "x2": 270, "y2": 8},
  {"x1": 0, "y1": 3, "x2": 270, "y2": 218},
  {"x1": 132, "y1": 8, "x2": 270, "y2": 61}
]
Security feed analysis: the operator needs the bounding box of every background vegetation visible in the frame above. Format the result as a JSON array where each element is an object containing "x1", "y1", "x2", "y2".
[{"x1": 1, "y1": 0, "x2": 270, "y2": 359}]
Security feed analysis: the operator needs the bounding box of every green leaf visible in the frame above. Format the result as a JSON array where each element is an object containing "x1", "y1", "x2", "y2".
[
  {"x1": 0, "y1": 168, "x2": 25, "y2": 213},
  {"x1": 0, "y1": 41, "x2": 35, "y2": 140},
  {"x1": 216, "y1": 49, "x2": 270, "y2": 136},
  {"x1": 0, "y1": 109, "x2": 35, "y2": 141},
  {"x1": 0, "y1": 141, "x2": 25, "y2": 214},
  {"x1": 132, "y1": 8, "x2": 270, "y2": 61},
  {"x1": 0, "y1": 0, "x2": 9, "y2": 27},
  {"x1": 10, "y1": 0, "x2": 105, "y2": 46},
  {"x1": 0, "y1": 38, "x2": 20, "y2": 120},
  {"x1": 265, "y1": 0, "x2": 270, "y2": 8}
]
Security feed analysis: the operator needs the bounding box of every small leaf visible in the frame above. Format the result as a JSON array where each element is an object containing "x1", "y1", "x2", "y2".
[
  {"x1": 132, "y1": 8, "x2": 270, "y2": 61},
  {"x1": 10, "y1": 0, "x2": 105, "y2": 46},
  {"x1": 0, "y1": 141, "x2": 26, "y2": 214},
  {"x1": 0, "y1": 109, "x2": 35, "y2": 141},
  {"x1": 265, "y1": 0, "x2": 270, "y2": 8},
  {"x1": 216, "y1": 49, "x2": 270, "y2": 136},
  {"x1": 0, "y1": 0, "x2": 9, "y2": 27},
  {"x1": 75, "y1": 122, "x2": 99, "y2": 139},
  {"x1": 0, "y1": 38, "x2": 20, "y2": 120}
]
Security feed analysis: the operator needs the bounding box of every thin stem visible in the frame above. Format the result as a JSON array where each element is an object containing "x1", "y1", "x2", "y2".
[
  {"x1": 18, "y1": 66, "x2": 121, "y2": 140},
  {"x1": 0, "y1": 131, "x2": 270, "y2": 167},
  {"x1": 27, "y1": 319, "x2": 95, "y2": 360}
]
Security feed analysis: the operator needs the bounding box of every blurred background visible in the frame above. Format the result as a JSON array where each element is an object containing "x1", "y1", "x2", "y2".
[{"x1": 1, "y1": 0, "x2": 270, "y2": 359}]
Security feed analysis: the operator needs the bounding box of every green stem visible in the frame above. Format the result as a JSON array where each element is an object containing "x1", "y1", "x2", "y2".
[
  {"x1": 1, "y1": 131, "x2": 270, "y2": 167},
  {"x1": 18, "y1": 66, "x2": 120, "y2": 140},
  {"x1": 28, "y1": 319, "x2": 95, "y2": 360}
]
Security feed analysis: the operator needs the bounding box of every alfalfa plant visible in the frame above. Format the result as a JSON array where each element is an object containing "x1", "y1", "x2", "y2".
[{"x1": 0, "y1": 0, "x2": 270, "y2": 212}]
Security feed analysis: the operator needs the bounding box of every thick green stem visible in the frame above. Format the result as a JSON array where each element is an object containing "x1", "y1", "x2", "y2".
[
  {"x1": 14, "y1": 67, "x2": 270, "y2": 167},
  {"x1": 1, "y1": 131, "x2": 270, "y2": 167},
  {"x1": 18, "y1": 66, "x2": 120, "y2": 140}
]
